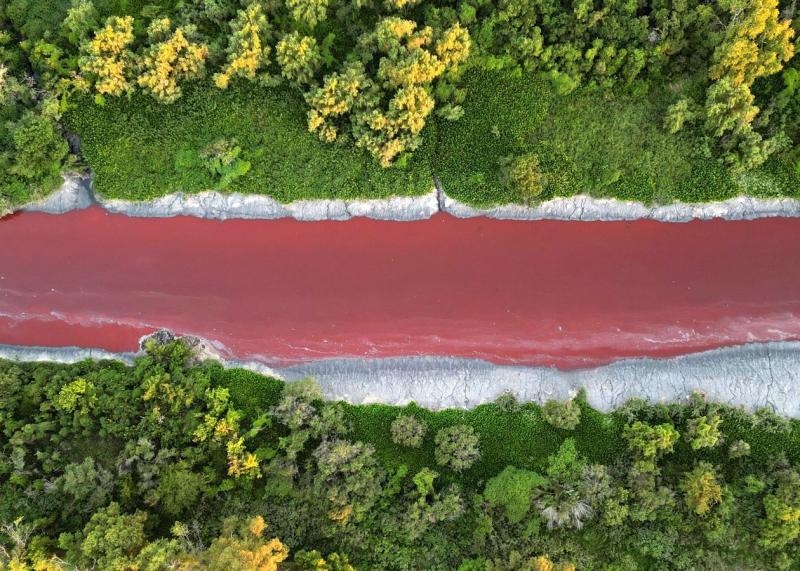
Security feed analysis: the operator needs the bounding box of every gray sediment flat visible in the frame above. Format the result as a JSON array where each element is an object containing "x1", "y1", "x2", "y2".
[
  {"x1": 2, "y1": 340, "x2": 799, "y2": 416},
  {"x1": 18, "y1": 174, "x2": 800, "y2": 222}
]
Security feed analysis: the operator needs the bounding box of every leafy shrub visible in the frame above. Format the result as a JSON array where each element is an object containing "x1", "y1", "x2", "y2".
[
  {"x1": 200, "y1": 138, "x2": 251, "y2": 190},
  {"x1": 728, "y1": 439, "x2": 751, "y2": 459},
  {"x1": 390, "y1": 414, "x2": 427, "y2": 448}
]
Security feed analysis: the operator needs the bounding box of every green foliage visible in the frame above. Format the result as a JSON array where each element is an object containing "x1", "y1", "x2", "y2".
[
  {"x1": 541, "y1": 398, "x2": 582, "y2": 431},
  {"x1": 199, "y1": 138, "x2": 251, "y2": 190},
  {"x1": 484, "y1": 466, "x2": 547, "y2": 523},
  {"x1": 681, "y1": 462, "x2": 723, "y2": 515},
  {"x1": 623, "y1": 421, "x2": 679, "y2": 459},
  {"x1": 390, "y1": 414, "x2": 427, "y2": 448},
  {"x1": 434, "y1": 424, "x2": 480, "y2": 472},
  {"x1": 498, "y1": 152, "x2": 544, "y2": 202},
  {"x1": 276, "y1": 32, "x2": 321, "y2": 86},
  {"x1": 686, "y1": 414, "x2": 722, "y2": 450}
]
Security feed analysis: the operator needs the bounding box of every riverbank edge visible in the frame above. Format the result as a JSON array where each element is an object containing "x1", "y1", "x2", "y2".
[
  {"x1": 2, "y1": 335, "x2": 799, "y2": 416},
  {"x1": 18, "y1": 173, "x2": 800, "y2": 222}
]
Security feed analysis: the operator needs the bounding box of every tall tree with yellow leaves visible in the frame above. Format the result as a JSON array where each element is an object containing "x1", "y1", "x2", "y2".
[
  {"x1": 78, "y1": 15, "x2": 135, "y2": 98},
  {"x1": 137, "y1": 19, "x2": 209, "y2": 103},
  {"x1": 214, "y1": 4, "x2": 273, "y2": 89}
]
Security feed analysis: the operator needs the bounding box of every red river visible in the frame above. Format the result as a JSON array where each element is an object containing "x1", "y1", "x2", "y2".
[{"x1": 2, "y1": 208, "x2": 800, "y2": 369}]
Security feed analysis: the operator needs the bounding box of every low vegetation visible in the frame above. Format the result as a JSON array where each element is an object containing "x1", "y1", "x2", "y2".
[{"x1": 3, "y1": 340, "x2": 800, "y2": 569}]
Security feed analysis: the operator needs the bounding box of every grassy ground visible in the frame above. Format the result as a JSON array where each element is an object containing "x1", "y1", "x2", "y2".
[
  {"x1": 216, "y1": 367, "x2": 800, "y2": 486},
  {"x1": 434, "y1": 69, "x2": 800, "y2": 206},
  {"x1": 64, "y1": 84, "x2": 434, "y2": 202},
  {"x1": 64, "y1": 70, "x2": 800, "y2": 206}
]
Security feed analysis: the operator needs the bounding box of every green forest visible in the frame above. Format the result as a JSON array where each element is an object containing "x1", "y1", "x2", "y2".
[
  {"x1": 3, "y1": 339, "x2": 800, "y2": 569},
  {"x1": 1, "y1": 0, "x2": 800, "y2": 210}
]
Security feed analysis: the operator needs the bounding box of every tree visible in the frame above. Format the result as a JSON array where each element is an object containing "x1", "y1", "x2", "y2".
[
  {"x1": 78, "y1": 15, "x2": 135, "y2": 97},
  {"x1": 623, "y1": 421, "x2": 679, "y2": 459},
  {"x1": 293, "y1": 549, "x2": 355, "y2": 570},
  {"x1": 305, "y1": 62, "x2": 371, "y2": 143},
  {"x1": 760, "y1": 469, "x2": 800, "y2": 549},
  {"x1": 188, "y1": 516, "x2": 288, "y2": 571},
  {"x1": 540, "y1": 398, "x2": 581, "y2": 430},
  {"x1": 62, "y1": 0, "x2": 98, "y2": 46},
  {"x1": 5, "y1": 109, "x2": 69, "y2": 186},
  {"x1": 390, "y1": 414, "x2": 427, "y2": 448},
  {"x1": 664, "y1": 98, "x2": 698, "y2": 134},
  {"x1": 214, "y1": 4, "x2": 272, "y2": 89},
  {"x1": 276, "y1": 32, "x2": 321, "y2": 86},
  {"x1": 59, "y1": 457, "x2": 113, "y2": 514},
  {"x1": 73, "y1": 503, "x2": 148, "y2": 570},
  {"x1": 137, "y1": 19, "x2": 209, "y2": 103},
  {"x1": 701, "y1": 0, "x2": 795, "y2": 170},
  {"x1": 286, "y1": 0, "x2": 329, "y2": 28},
  {"x1": 435, "y1": 424, "x2": 480, "y2": 472},
  {"x1": 685, "y1": 414, "x2": 722, "y2": 450},
  {"x1": 709, "y1": 0, "x2": 794, "y2": 88},
  {"x1": 681, "y1": 462, "x2": 723, "y2": 516},
  {"x1": 312, "y1": 439, "x2": 384, "y2": 523},
  {"x1": 484, "y1": 466, "x2": 547, "y2": 523},
  {"x1": 728, "y1": 439, "x2": 751, "y2": 459},
  {"x1": 305, "y1": 18, "x2": 470, "y2": 166}
]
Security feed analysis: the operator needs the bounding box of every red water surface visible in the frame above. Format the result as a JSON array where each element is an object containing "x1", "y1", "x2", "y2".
[{"x1": 2, "y1": 207, "x2": 800, "y2": 369}]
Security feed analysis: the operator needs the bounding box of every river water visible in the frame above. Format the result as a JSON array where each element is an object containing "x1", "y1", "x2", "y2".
[{"x1": 2, "y1": 207, "x2": 800, "y2": 369}]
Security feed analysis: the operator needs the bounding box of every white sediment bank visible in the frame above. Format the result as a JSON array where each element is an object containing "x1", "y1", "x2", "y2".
[
  {"x1": 2, "y1": 337, "x2": 800, "y2": 416},
  {"x1": 18, "y1": 173, "x2": 800, "y2": 222}
]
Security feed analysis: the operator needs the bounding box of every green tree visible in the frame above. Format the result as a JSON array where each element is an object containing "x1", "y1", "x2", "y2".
[
  {"x1": 214, "y1": 3, "x2": 272, "y2": 89},
  {"x1": 760, "y1": 469, "x2": 800, "y2": 549},
  {"x1": 72, "y1": 503, "x2": 148, "y2": 570},
  {"x1": 623, "y1": 421, "x2": 679, "y2": 459},
  {"x1": 484, "y1": 466, "x2": 547, "y2": 523},
  {"x1": 540, "y1": 398, "x2": 581, "y2": 430},
  {"x1": 685, "y1": 414, "x2": 722, "y2": 450},
  {"x1": 434, "y1": 424, "x2": 480, "y2": 472},
  {"x1": 312, "y1": 439, "x2": 384, "y2": 523},
  {"x1": 5, "y1": 109, "x2": 69, "y2": 185},
  {"x1": 681, "y1": 462, "x2": 723, "y2": 516},
  {"x1": 276, "y1": 32, "x2": 321, "y2": 86},
  {"x1": 390, "y1": 414, "x2": 427, "y2": 448},
  {"x1": 286, "y1": 0, "x2": 329, "y2": 28}
]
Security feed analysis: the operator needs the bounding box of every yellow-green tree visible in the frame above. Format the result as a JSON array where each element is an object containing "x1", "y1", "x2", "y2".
[
  {"x1": 188, "y1": 516, "x2": 288, "y2": 571},
  {"x1": 681, "y1": 462, "x2": 723, "y2": 516},
  {"x1": 286, "y1": 0, "x2": 329, "y2": 28},
  {"x1": 307, "y1": 17, "x2": 470, "y2": 166},
  {"x1": 701, "y1": 0, "x2": 795, "y2": 169},
  {"x1": 305, "y1": 62, "x2": 373, "y2": 143},
  {"x1": 214, "y1": 4, "x2": 272, "y2": 89},
  {"x1": 276, "y1": 32, "x2": 321, "y2": 86},
  {"x1": 78, "y1": 15, "x2": 135, "y2": 97},
  {"x1": 137, "y1": 19, "x2": 209, "y2": 103}
]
